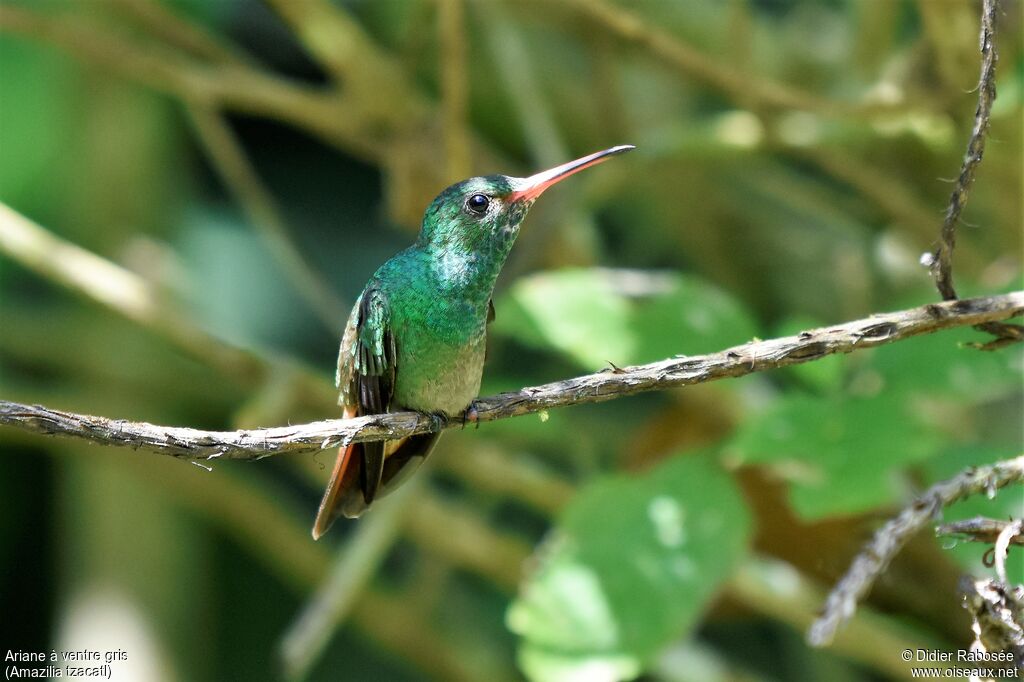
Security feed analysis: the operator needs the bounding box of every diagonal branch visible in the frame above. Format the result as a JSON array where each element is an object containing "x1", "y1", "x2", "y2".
[
  {"x1": 0, "y1": 4, "x2": 381, "y2": 160},
  {"x1": 807, "y1": 454, "x2": 1024, "y2": 647},
  {"x1": 2, "y1": 292, "x2": 1021, "y2": 460},
  {"x1": 558, "y1": 0, "x2": 925, "y2": 118},
  {"x1": 184, "y1": 103, "x2": 346, "y2": 333},
  {"x1": 0, "y1": 202, "x2": 334, "y2": 404},
  {"x1": 104, "y1": 0, "x2": 252, "y2": 68}
]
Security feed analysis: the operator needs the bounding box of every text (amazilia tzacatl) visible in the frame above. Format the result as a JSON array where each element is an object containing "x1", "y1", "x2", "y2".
[{"x1": 312, "y1": 145, "x2": 635, "y2": 539}]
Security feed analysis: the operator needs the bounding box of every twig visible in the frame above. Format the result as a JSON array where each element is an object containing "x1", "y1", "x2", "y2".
[
  {"x1": 104, "y1": 445, "x2": 506, "y2": 682},
  {"x1": 928, "y1": 0, "x2": 995, "y2": 296},
  {"x1": 936, "y1": 517, "x2": 1024, "y2": 547},
  {"x1": 104, "y1": 0, "x2": 251, "y2": 67},
  {"x1": 807, "y1": 454, "x2": 1024, "y2": 647},
  {"x1": 0, "y1": 202, "x2": 569, "y2": 518},
  {"x1": 732, "y1": 557, "x2": 952, "y2": 679},
  {"x1": 280, "y1": 479, "x2": 423, "y2": 681},
  {"x1": 185, "y1": 103, "x2": 345, "y2": 333},
  {"x1": 559, "y1": 0, "x2": 921, "y2": 118},
  {"x1": 262, "y1": 0, "x2": 427, "y2": 129},
  {"x1": 961, "y1": 575, "x2": 1024, "y2": 666},
  {"x1": 994, "y1": 519, "x2": 1024, "y2": 586},
  {"x1": 2, "y1": 292, "x2": 1022, "y2": 460},
  {"x1": 0, "y1": 202, "x2": 334, "y2": 403},
  {"x1": 925, "y1": 0, "x2": 1024, "y2": 349},
  {"x1": 0, "y1": 5, "x2": 383, "y2": 160}
]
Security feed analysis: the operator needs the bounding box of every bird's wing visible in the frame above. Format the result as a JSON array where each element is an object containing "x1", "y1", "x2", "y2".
[
  {"x1": 313, "y1": 288, "x2": 396, "y2": 538},
  {"x1": 342, "y1": 287, "x2": 396, "y2": 500}
]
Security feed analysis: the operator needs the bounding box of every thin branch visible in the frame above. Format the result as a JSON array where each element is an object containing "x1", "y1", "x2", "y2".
[
  {"x1": 2, "y1": 292, "x2": 1021, "y2": 460},
  {"x1": 0, "y1": 201, "x2": 555, "y2": 516},
  {"x1": 928, "y1": 0, "x2": 995, "y2": 296},
  {"x1": 0, "y1": 5, "x2": 382, "y2": 161},
  {"x1": 0, "y1": 2, "x2": 516, "y2": 231},
  {"x1": 732, "y1": 557, "x2": 954, "y2": 679},
  {"x1": 101, "y1": 443, "x2": 507, "y2": 682},
  {"x1": 262, "y1": 0, "x2": 429, "y2": 129},
  {"x1": 281, "y1": 479, "x2": 423, "y2": 681},
  {"x1": 961, "y1": 575, "x2": 1024, "y2": 665},
  {"x1": 185, "y1": 103, "x2": 345, "y2": 333},
  {"x1": 924, "y1": 0, "x2": 1023, "y2": 348},
  {"x1": 994, "y1": 519, "x2": 1024, "y2": 587},
  {"x1": 104, "y1": 0, "x2": 252, "y2": 67},
  {"x1": 936, "y1": 517, "x2": 1024, "y2": 547},
  {"x1": 807, "y1": 454, "x2": 1024, "y2": 647},
  {"x1": 558, "y1": 0, "x2": 923, "y2": 119},
  {"x1": 0, "y1": 202, "x2": 334, "y2": 404}
]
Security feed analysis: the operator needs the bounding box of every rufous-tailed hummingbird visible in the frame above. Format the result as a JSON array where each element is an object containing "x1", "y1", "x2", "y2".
[{"x1": 313, "y1": 145, "x2": 634, "y2": 539}]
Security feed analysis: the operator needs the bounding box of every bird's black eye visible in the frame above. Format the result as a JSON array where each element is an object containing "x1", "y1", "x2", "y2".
[{"x1": 466, "y1": 193, "x2": 489, "y2": 214}]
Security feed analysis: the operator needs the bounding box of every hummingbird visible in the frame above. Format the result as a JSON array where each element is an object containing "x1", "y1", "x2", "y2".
[{"x1": 312, "y1": 144, "x2": 634, "y2": 539}]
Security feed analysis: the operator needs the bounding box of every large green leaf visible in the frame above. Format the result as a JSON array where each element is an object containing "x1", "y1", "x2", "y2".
[
  {"x1": 508, "y1": 453, "x2": 751, "y2": 682},
  {"x1": 493, "y1": 269, "x2": 758, "y2": 370},
  {"x1": 728, "y1": 393, "x2": 942, "y2": 519},
  {"x1": 865, "y1": 325, "x2": 1022, "y2": 401},
  {"x1": 727, "y1": 315, "x2": 1022, "y2": 519}
]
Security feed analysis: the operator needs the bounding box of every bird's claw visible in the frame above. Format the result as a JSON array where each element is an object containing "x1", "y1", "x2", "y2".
[{"x1": 461, "y1": 402, "x2": 481, "y2": 430}]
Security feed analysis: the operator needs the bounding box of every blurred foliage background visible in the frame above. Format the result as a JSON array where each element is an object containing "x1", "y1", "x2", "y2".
[{"x1": 0, "y1": 0, "x2": 1022, "y2": 680}]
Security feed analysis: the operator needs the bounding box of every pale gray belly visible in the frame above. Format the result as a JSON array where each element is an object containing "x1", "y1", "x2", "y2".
[{"x1": 392, "y1": 336, "x2": 487, "y2": 416}]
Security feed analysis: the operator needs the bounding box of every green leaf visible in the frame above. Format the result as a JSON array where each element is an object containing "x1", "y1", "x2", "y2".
[
  {"x1": 493, "y1": 269, "x2": 758, "y2": 370},
  {"x1": 728, "y1": 393, "x2": 942, "y2": 519},
  {"x1": 864, "y1": 326, "x2": 1022, "y2": 401},
  {"x1": 0, "y1": 39, "x2": 75, "y2": 214},
  {"x1": 508, "y1": 453, "x2": 751, "y2": 682}
]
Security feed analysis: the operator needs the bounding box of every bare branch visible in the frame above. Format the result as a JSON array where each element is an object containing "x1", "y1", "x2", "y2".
[
  {"x1": 994, "y1": 519, "x2": 1024, "y2": 587},
  {"x1": 929, "y1": 0, "x2": 997, "y2": 301},
  {"x1": 924, "y1": 0, "x2": 1023, "y2": 348},
  {"x1": 807, "y1": 454, "x2": 1024, "y2": 647},
  {"x1": 936, "y1": 517, "x2": 1024, "y2": 547},
  {"x1": 732, "y1": 558, "x2": 954, "y2": 679},
  {"x1": 2, "y1": 292, "x2": 1021, "y2": 460},
  {"x1": 961, "y1": 576, "x2": 1024, "y2": 667},
  {"x1": 185, "y1": 104, "x2": 346, "y2": 332},
  {"x1": 0, "y1": 202, "x2": 334, "y2": 403},
  {"x1": 558, "y1": 0, "x2": 924, "y2": 118},
  {"x1": 104, "y1": 0, "x2": 252, "y2": 67},
  {"x1": 281, "y1": 480, "x2": 423, "y2": 681},
  {"x1": 0, "y1": 4, "x2": 382, "y2": 160}
]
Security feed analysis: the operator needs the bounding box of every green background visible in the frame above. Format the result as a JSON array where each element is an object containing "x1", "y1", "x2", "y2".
[{"x1": 0, "y1": 1, "x2": 1021, "y2": 681}]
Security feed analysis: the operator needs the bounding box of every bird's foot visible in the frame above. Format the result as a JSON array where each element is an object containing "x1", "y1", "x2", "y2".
[
  {"x1": 428, "y1": 412, "x2": 446, "y2": 432},
  {"x1": 461, "y1": 402, "x2": 481, "y2": 430}
]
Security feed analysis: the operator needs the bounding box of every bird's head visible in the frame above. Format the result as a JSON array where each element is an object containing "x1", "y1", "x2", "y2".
[{"x1": 417, "y1": 145, "x2": 634, "y2": 256}]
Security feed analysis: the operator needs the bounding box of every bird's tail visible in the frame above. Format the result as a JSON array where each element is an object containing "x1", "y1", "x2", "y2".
[
  {"x1": 311, "y1": 424, "x2": 441, "y2": 539},
  {"x1": 312, "y1": 439, "x2": 365, "y2": 540}
]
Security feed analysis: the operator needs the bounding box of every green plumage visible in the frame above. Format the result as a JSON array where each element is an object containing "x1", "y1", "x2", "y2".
[{"x1": 313, "y1": 146, "x2": 633, "y2": 537}]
